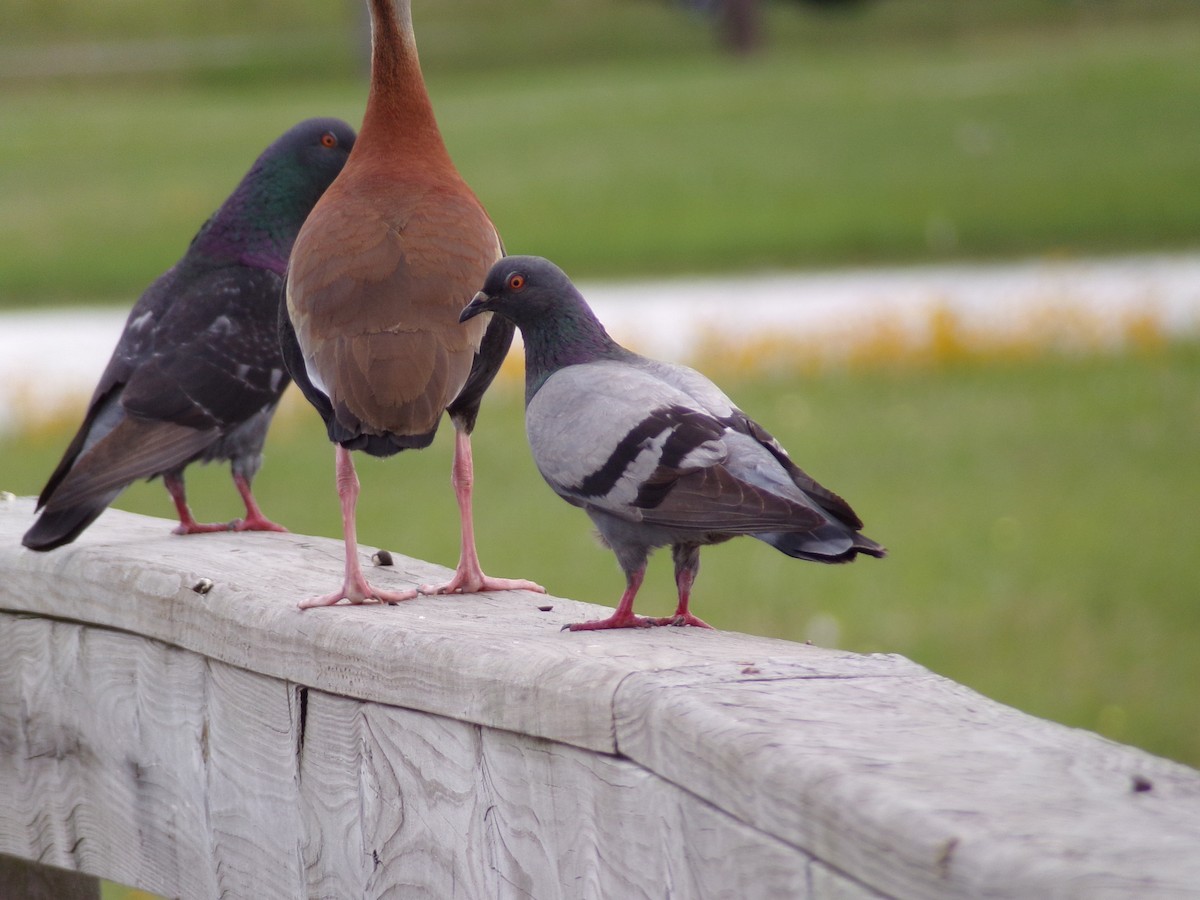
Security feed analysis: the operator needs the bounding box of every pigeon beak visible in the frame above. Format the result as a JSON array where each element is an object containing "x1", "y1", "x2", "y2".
[{"x1": 459, "y1": 291, "x2": 491, "y2": 323}]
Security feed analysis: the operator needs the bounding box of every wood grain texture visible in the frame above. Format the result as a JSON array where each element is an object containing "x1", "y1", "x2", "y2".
[
  {"x1": 3, "y1": 496, "x2": 1200, "y2": 898},
  {"x1": 298, "y1": 689, "x2": 825, "y2": 899},
  {"x1": 2, "y1": 617, "x2": 222, "y2": 897},
  {"x1": 0, "y1": 615, "x2": 316, "y2": 898},
  {"x1": 0, "y1": 495, "x2": 866, "y2": 754},
  {"x1": 613, "y1": 661, "x2": 1200, "y2": 898}
]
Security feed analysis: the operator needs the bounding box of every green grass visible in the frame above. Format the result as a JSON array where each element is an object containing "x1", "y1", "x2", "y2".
[
  {"x1": 5, "y1": 344, "x2": 1200, "y2": 768},
  {"x1": 2, "y1": 1, "x2": 1200, "y2": 307}
]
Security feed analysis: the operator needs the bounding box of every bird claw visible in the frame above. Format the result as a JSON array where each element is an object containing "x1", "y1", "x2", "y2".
[
  {"x1": 563, "y1": 611, "x2": 714, "y2": 631},
  {"x1": 649, "y1": 612, "x2": 714, "y2": 629},
  {"x1": 419, "y1": 572, "x2": 546, "y2": 597},
  {"x1": 172, "y1": 520, "x2": 237, "y2": 535},
  {"x1": 562, "y1": 613, "x2": 656, "y2": 631},
  {"x1": 298, "y1": 581, "x2": 418, "y2": 609},
  {"x1": 230, "y1": 515, "x2": 289, "y2": 533}
]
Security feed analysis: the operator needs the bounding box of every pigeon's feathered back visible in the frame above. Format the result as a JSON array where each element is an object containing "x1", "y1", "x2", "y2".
[
  {"x1": 22, "y1": 117, "x2": 356, "y2": 551},
  {"x1": 461, "y1": 255, "x2": 885, "y2": 630}
]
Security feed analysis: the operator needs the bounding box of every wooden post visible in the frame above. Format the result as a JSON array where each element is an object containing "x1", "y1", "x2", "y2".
[{"x1": 2, "y1": 495, "x2": 1199, "y2": 898}]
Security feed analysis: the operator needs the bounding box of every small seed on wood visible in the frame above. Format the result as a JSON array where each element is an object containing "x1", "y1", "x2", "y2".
[
  {"x1": 372, "y1": 550, "x2": 394, "y2": 566},
  {"x1": 537, "y1": 604, "x2": 554, "y2": 612},
  {"x1": 192, "y1": 578, "x2": 214, "y2": 595}
]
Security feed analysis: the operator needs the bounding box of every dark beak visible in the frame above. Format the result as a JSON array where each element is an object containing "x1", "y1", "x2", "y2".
[{"x1": 459, "y1": 290, "x2": 491, "y2": 323}]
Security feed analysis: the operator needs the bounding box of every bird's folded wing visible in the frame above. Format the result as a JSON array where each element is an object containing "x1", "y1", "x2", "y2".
[
  {"x1": 633, "y1": 464, "x2": 824, "y2": 533},
  {"x1": 726, "y1": 412, "x2": 864, "y2": 529},
  {"x1": 636, "y1": 357, "x2": 865, "y2": 529},
  {"x1": 120, "y1": 266, "x2": 289, "y2": 430},
  {"x1": 42, "y1": 416, "x2": 218, "y2": 510},
  {"x1": 528, "y1": 362, "x2": 823, "y2": 532}
]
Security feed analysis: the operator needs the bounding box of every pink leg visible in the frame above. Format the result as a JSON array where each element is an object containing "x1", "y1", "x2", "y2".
[
  {"x1": 300, "y1": 446, "x2": 418, "y2": 609},
  {"x1": 420, "y1": 429, "x2": 545, "y2": 596},
  {"x1": 230, "y1": 473, "x2": 288, "y2": 533},
  {"x1": 165, "y1": 473, "x2": 233, "y2": 535},
  {"x1": 564, "y1": 567, "x2": 662, "y2": 631},
  {"x1": 651, "y1": 562, "x2": 713, "y2": 629}
]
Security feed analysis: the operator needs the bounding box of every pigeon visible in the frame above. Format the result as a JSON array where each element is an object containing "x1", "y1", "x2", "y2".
[
  {"x1": 460, "y1": 256, "x2": 886, "y2": 631},
  {"x1": 280, "y1": 0, "x2": 543, "y2": 607},
  {"x1": 21, "y1": 117, "x2": 356, "y2": 552}
]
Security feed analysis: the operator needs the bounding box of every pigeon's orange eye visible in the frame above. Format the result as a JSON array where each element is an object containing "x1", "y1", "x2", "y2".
[
  {"x1": 507, "y1": 273, "x2": 526, "y2": 292},
  {"x1": 320, "y1": 132, "x2": 337, "y2": 148}
]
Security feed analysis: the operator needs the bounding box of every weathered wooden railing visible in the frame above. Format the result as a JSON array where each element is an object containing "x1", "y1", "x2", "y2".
[{"x1": 2, "y1": 494, "x2": 1198, "y2": 899}]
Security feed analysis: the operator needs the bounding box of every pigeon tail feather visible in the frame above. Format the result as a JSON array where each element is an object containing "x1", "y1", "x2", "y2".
[
  {"x1": 22, "y1": 489, "x2": 123, "y2": 551},
  {"x1": 757, "y1": 526, "x2": 887, "y2": 563}
]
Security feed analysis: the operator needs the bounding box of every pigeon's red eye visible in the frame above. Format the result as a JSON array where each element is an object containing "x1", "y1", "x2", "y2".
[
  {"x1": 320, "y1": 132, "x2": 337, "y2": 148},
  {"x1": 507, "y1": 273, "x2": 526, "y2": 292}
]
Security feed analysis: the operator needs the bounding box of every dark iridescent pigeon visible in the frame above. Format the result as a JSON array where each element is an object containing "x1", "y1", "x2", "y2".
[
  {"x1": 22, "y1": 117, "x2": 356, "y2": 552},
  {"x1": 460, "y1": 256, "x2": 886, "y2": 631}
]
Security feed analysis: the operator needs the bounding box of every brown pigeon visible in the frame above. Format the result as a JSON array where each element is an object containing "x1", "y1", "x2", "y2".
[{"x1": 280, "y1": 0, "x2": 543, "y2": 607}]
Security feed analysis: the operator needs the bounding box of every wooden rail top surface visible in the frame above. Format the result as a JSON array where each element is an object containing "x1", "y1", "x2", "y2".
[{"x1": 3, "y1": 494, "x2": 1200, "y2": 897}]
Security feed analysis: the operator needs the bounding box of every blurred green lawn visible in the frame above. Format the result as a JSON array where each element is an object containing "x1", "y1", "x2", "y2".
[
  {"x1": 2, "y1": 0, "x2": 1199, "y2": 305},
  {"x1": 3, "y1": 5, "x2": 1199, "y2": 895}
]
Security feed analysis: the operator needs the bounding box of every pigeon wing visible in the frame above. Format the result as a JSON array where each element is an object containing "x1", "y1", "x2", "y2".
[
  {"x1": 120, "y1": 265, "x2": 290, "y2": 430},
  {"x1": 636, "y1": 356, "x2": 865, "y2": 529},
  {"x1": 527, "y1": 361, "x2": 822, "y2": 534}
]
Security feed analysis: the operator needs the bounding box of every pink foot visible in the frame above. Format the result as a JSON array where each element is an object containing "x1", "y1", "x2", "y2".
[
  {"x1": 563, "y1": 611, "x2": 661, "y2": 631},
  {"x1": 421, "y1": 569, "x2": 545, "y2": 597},
  {"x1": 427, "y1": 429, "x2": 546, "y2": 597},
  {"x1": 230, "y1": 512, "x2": 288, "y2": 533},
  {"x1": 302, "y1": 446, "x2": 417, "y2": 608},
  {"x1": 419, "y1": 547, "x2": 545, "y2": 596},
  {"x1": 648, "y1": 612, "x2": 715, "y2": 629},
  {"x1": 565, "y1": 610, "x2": 714, "y2": 631},
  {"x1": 299, "y1": 572, "x2": 418, "y2": 609},
  {"x1": 172, "y1": 520, "x2": 235, "y2": 535}
]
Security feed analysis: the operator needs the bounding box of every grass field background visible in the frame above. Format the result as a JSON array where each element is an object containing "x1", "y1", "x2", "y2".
[
  {"x1": 1, "y1": 6, "x2": 1198, "y2": 892},
  {"x1": 3, "y1": 0, "x2": 1200, "y2": 305}
]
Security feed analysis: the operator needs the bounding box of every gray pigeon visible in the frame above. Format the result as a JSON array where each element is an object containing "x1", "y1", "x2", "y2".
[
  {"x1": 22, "y1": 117, "x2": 356, "y2": 552},
  {"x1": 460, "y1": 255, "x2": 886, "y2": 631}
]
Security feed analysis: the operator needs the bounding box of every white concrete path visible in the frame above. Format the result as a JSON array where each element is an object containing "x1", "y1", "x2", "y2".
[{"x1": 2, "y1": 253, "x2": 1198, "y2": 434}]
